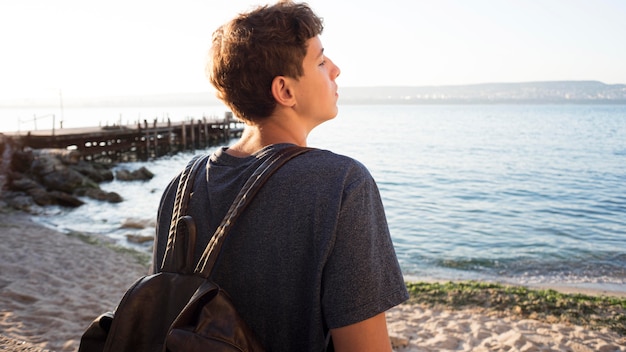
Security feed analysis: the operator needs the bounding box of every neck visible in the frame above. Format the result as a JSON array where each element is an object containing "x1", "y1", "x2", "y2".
[{"x1": 226, "y1": 113, "x2": 310, "y2": 157}]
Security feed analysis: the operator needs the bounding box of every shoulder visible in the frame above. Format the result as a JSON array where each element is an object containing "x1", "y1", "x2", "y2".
[
  {"x1": 268, "y1": 147, "x2": 378, "y2": 200},
  {"x1": 296, "y1": 148, "x2": 371, "y2": 177},
  {"x1": 272, "y1": 147, "x2": 372, "y2": 189}
]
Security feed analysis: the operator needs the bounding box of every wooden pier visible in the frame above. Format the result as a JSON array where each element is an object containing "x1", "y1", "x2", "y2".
[{"x1": 8, "y1": 112, "x2": 243, "y2": 162}]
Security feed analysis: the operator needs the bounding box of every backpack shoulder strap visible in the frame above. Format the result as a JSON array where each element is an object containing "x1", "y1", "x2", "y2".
[
  {"x1": 195, "y1": 145, "x2": 312, "y2": 277},
  {"x1": 161, "y1": 154, "x2": 210, "y2": 273}
]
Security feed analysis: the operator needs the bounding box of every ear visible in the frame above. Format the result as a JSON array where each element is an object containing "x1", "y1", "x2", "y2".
[{"x1": 271, "y1": 76, "x2": 296, "y2": 107}]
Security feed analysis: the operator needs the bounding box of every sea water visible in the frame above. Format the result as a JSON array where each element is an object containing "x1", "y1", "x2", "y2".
[{"x1": 11, "y1": 104, "x2": 626, "y2": 292}]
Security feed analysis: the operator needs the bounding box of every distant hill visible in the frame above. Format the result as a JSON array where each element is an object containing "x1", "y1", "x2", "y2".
[
  {"x1": 338, "y1": 81, "x2": 626, "y2": 104},
  {"x1": 1, "y1": 81, "x2": 625, "y2": 107}
]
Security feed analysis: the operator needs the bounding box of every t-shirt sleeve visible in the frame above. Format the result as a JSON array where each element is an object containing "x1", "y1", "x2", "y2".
[{"x1": 322, "y1": 162, "x2": 409, "y2": 329}]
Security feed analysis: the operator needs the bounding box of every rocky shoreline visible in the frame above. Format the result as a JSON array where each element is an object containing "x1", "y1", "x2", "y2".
[{"x1": 1, "y1": 134, "x2": 154, "y2": 213}]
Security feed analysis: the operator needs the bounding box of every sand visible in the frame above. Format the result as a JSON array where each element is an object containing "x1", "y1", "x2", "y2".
[
  {"x1": 0, "y1": 210, "x2": 148, "y2": 351},
  {"x1": 0, "y1": 210, "x2": 624, "y2": 352},
  {"x1": 387, "y1": 305, "x2": 625, "y2": 351}
]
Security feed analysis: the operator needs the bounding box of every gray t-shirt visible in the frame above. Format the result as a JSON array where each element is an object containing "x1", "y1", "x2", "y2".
[{"x1": 153, "y1": 144, "x2": 408, "y2": 351}]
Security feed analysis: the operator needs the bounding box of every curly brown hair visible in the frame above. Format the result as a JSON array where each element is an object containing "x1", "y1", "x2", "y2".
[{"x1": 207, "y1": 1, "x2": 324, "y2": 123}]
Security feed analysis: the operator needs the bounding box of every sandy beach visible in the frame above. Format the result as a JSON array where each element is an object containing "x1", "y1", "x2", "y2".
[
  {"x1": 0, "y1": 209, "x2": 148, "y2": 351},
  {"x1": 0, "y1": 209, "x2": 624, "y2": 352}
]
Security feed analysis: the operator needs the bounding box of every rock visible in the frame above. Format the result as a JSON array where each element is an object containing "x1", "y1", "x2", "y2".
[
  {"x1": 5, "y1": 194, "x2": 36, "y2": 212},
  {"x1": 35, "y1": 148, "x2": 81, "y2": 164},
  {"x1": 9, "y1": 176, "x2": 53, "y2": 207},
  {"x1": 49, "y1": 190, "x2": 85, "y2": 207},
  {"x1": 121, "y1": 217, "x2": 155, "y2": 229},
  {"x1": 30, "y1": 152, "x2": 64, "y2": 176},
  {"x1": 29, "y1": 188, "x2": 56, "y2": 206},
  {"x1": 72, "y1": 160, "x2": 114, "y2": 183},
  {"x1": 10, "y1": 150, "x2": 34, "y2": 173},
  {"x1": 137, "y1": 166, "x2": 155, "y2": 180},
  {"x1": 28, "y1": 152, "x2": 93, "y2": 193},
  {"x1": 9, "y1": 177, "x2": 42, "y2": 192},
  {"x1": 126, "y1": 234, "x2": 154, "y2": 244},
  {"x1": 40, "y1": 167, "x2": 88, "y2": 193},
  {"x1": 116, "y1": 166, "x2": 154, "y2": 181},
  {"x1": 1, "y1": 135, "x2": 153, "y2": 209},
  {"x1": 9, "y1": 173, "x2": 90, "y2": 208},
  {"x1": 82, "y1": 188, "x2": 123, "y2": 203},
  {"x1": 115, "y1": 169, "x2": 131, "y2": 181}
]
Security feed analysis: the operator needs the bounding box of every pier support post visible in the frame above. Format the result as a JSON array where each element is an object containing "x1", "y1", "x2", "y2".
[
  {"x1": 181, "y1": 120, "x2": 187, "y2": 150},
  {"x1": 190, "y1": 119, "x2": 196, "y2": 150},
  {"x1": 143, "y1": 120, "x2": 149, "y2": 159},
  {"x1": 203, "y1": 116, "x2": 209, "y2": 147},
  {"x1": 167, "y1": 118, "x2": 173, "y2": 153},
  {"x1": 153, "y1": 119, "x2": 158, "y2": 157}
]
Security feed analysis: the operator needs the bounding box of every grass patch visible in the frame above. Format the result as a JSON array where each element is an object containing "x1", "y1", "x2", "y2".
[
  {"x1": 406, "y1": 281, "x2": 626, "y2": 336},
  {"x1": 67, "y1": 231, "x2": 152, "y2": 268}
]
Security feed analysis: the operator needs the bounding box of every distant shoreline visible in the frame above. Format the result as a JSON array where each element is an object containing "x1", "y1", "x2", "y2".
[
  {"x1": 1, "y1": 99, "x2": 625, "y2": 110},
  {"x1": 2, "y1": 80, "x2": 625, "y2": 108},
  {"x1": 338, "y1": 99, "x2": 626, "y2": 105}
]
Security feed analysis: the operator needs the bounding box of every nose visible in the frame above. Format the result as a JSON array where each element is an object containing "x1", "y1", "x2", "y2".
[{"x1": 329, "y1": 58, "x2": 340, "y2": 79}]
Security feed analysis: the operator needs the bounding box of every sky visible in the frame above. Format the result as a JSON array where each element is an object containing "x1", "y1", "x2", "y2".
[{"x1": 1, "y1": 0, "x2": 625, "y2": 100}]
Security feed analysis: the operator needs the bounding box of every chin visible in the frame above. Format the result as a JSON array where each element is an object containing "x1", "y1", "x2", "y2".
[
  {"x1": 327, "y1": 109, "x2": 339, "y2": 121},
  {"x1": 330, "y1": 104, "x2": 339, "y2": 119}
]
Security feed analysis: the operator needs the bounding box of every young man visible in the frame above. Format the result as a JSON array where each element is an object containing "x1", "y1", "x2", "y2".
[{"x1": 153, "y1": 1, "x2": 408, "y2": 351}]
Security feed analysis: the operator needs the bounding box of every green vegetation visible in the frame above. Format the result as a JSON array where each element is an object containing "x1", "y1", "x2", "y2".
[
  {"x1": 67, "y1": 231, "x2": 152, "y2": 268},
  {"x1": 406, "y1": 281, "x2": 626, "y2": 335}
]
